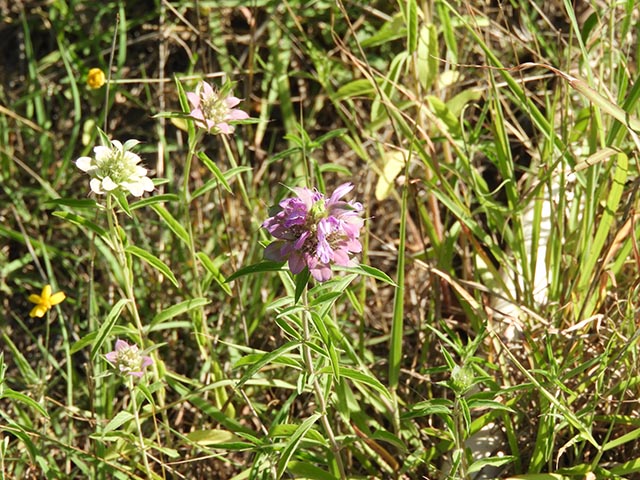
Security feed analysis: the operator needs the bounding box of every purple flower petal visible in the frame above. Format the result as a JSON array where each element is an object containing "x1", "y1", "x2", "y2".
[
  {"x1": 216, "y1": 122, "x2": 233, "y2": 134},
  {"x1": 202, "y1": 81, "x2": 215, "y2": 98},
  {"x1": 288, "y1": 252, "x2": 307, "y2": 274},
  {"x1": 185, "y1": 81, "x2": 250, "y2": 136},
  {"x1": 227, "y1": 109, "x2": 250, "y2": 120},
  {"x1": 328, "y1": 183, "x2": 353, "y2": 204},
  {"x1": 186, "y1": 92, "x2": 200, "y2": 109},
  {"x1": 265, "y1": 241, "x2": 287, "y2": 262},
  {"x1": 225, "y1": 96, "x2": 241, "y2": 108},
  {"x1": 262, "y1": 184, "x2": 365, "y2": 282}
]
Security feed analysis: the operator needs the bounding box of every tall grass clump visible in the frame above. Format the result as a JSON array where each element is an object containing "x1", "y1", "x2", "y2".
[{"x1": 1, "y1": 1, "x2": 639, "y2": 479}]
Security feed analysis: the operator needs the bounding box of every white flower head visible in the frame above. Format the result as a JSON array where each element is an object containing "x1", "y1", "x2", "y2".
[{"x1": 76, "y1": 139, "x2": 154, "y2": 197}]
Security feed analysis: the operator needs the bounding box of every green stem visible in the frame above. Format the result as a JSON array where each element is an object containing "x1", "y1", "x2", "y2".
[
  {"x1": 218, "y1": 134, "x2": 252, "y2": 343},
  {"x1": 128, "y1": 377, "x2": 153, "y2": 477},
  {"x1": 56, "y1": 311, "x2": 74, "y2": 475},
  {"x1": 181, "y1": 132, "x2": 210, "y2": 358},
  {"x1": 105, "y1": 193, "x2": 167, "y2": 443},
  {"x1": 105, "y1": 194, "x2": 145, "y2": 343},
  {"x1": 301, "y1": 305, "x2": 346, "y2": 479},
  {"x1": 182, "y1": 133, "x2": 199, "y2": 205},
  {"x1": 452, "y1": 395, "x2": 469, "y2": 479},
  {"x1": 221, "y1": 134, "x2": 252, "y2": 211}
]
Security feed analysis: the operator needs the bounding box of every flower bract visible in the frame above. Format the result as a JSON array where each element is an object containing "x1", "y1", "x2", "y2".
[
  {"x1": 28, "y1": 284, "x2": 66, "y2": 318},
  {"x1": 263, "y1": 183, "x2": 364, "y2": 282},
  {"x1": 186, "y1": 81, "x2": 249, "y2": 134},
  {"x1": 105, "y1": 339, "x2": 153, "y2": 378},
  {"x1": 76, "y1": 139, "x2": 154, "y2": 197}
]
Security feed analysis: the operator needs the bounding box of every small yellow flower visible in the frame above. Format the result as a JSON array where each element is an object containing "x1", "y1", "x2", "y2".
[
  {"x1": 28, "y1": 285, "x2": 66, "y2": 318},
  {"x1": 87, "y1": 68, "x2": 106, "y2": 89}
]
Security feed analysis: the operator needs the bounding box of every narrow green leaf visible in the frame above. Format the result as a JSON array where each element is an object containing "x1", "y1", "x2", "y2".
[
  {"x1": 603, "y1": 426, "x2": 640, "y2": 452},
  {"x1": 234, "y1": 352, "x2": 302, "y2": 370},
  {"x1": 226, "y1": 261, "x2": 285, "y2": 282},
  {"x1": 276, "y1": 413, "x2": 323, "y2": 479},
  {"x1": 334, "y1": 264, "x2": 396, "y2": 286},
  {"x1": 112, "y1": 190, "x2": 133, "y2": 218},
  {"x1": 313, "y1": 128, "x2": 347, "y2": 146},
  {"x1": 196, "y1": 251, "x2": 232, "y2": 295},
  {"x1": 2, "y1": 388, "x2": 49, "y2": 418},
  {"x1": 269, "y1": 147, "x2": 302, "y2": 163},
  {"x1": 149, "y1": 298, "x2": 210, "y2": 330},
  {"x1": 417, "y1": 24, "x2": 438, "y2": 89},
  {"x1": 468, "y1": 455, "x2": 515, "y2": 474},
  {"x1": 185, "y1": 429, "x2": 243, "y2": 446},
  {"x1": 130, "y1": 194, "x2": 179, "y2": 210},
  {"x1": 197, "y1": 151, "x2": 232, "y2": 193},
  {"x1": 125, "y1": 245, "x2": 179, "y2": 288},
  {"x1": 339, "y1": 366, "x2": 391, "y2": 400},
  {"x1": 150, "y1": 204, "x2": 190, "y2": 245},
  {"x1": 270, "y1": 423, "x2": 325, "y2": 443},
  {"x1": 234, "y1": 341, "x2": 301, "y2": 390},
  {"x1": 427, "y1": 95, "x2": 460, "y2": 135},
  {"x1": 51, "y1": 211, "x2": 109, "y2": 242},
  {"x1": 609, "y1": 455, "x2": 640, "y2": 475},
  {"x1": 174, "y1": 75, "x2": 189, "y2": 111},
  {"x1": 568, "y1": 75, "x2": 640, "y2": 131},
  {"x1": 102, "y1": 411, "x2": 134, "y2": 434},
  {"x1": 310, "y1": 311, "x2": 340, "y2": 381},
  {"x1": 361, "y1": 13, "x2": 405, "y2": 48},
  {"x1": 192, "y1": 178, "x2": 223, "y2": 200},
  {"x1": 405, "y1": 0, "x2": 418, "y2": 53},
  {"x1": 294, "y1": 269, "x2": 310, "y2": 303},
  {"x1": 45, "y1": 198, "x2": 99, "y2": 209},
  {"x1": 287, "y1": 461, "x2": 337, "y2": 480},
  {"x1": 275, "y1": 317, "x2": 302, "y2": 340},
  {"x1": 370, "y1": 429, "x2": 407, "y2": 452},
  {"x1": 494, "y1": 337, "x2": 599, "y2": 448},
  {"x1": 436, "y1": 1, "x2": 457, "y2": 62},
  {"x1": 70, "y1": 325, "x2": 137, "y2": 355},
  {"x1": 1, "y1": 423, "x2": 38, "y2": 460},
  {"x1": 389, "y1": 174, "x2": 407, "y2": 389},
  {"x1": 2, "y1": 334, "x2": 38, "y2": 385},
  {"x1": 90, "y1": 298, "x2": 129, "y2": 363},
  {"x1": 333, "y1": 79, "x2": 377, "y2": 101},
  {"x1": 577, "y1": 152, "x2": 628, "y2": 315}
]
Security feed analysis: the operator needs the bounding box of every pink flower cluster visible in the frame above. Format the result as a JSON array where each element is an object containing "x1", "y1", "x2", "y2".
[
  {"x1": 105, "y1": 339, "x2": 153, "y2": 378},
  {"x1": 263, "y1": 183, "x2": 364, "y2": 282},
  {"x1": 186, "y1": 81, "x2": 249, "y2": 135}
]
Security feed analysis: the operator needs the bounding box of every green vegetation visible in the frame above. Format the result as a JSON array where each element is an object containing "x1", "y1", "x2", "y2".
[{"x1": 2, "y1": 1, "x2": 640, "y2": 478}]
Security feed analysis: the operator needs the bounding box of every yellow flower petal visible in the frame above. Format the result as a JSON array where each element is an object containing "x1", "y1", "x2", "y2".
[
  {"x1": 41, "y1": 284, "x2": 52, "y2": 300},
  {"x1": 27, "y1": 284, "x2": 65, "y2": 318},
  {"x1": 30, "y1": 305, "x2": 47, "y2": 318},
  {"x1": 49, "y1": 291, "x2": 66, "y2": 306},
  {"x1": 28, "y1": 294, "x2": 43, "y2": 304}
]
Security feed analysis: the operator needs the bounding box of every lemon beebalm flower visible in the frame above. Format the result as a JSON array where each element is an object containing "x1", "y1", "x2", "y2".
[
  {"x1": 186, "y1": 81, "x2": 249, "y2": 135},
  {"x1": 76, "y1": 139, "x2": 155, "y2": 197},
  {"x1": 28, "y1": 285, "x2": 66, "y2": 318},
  {"x1": 105, "y1": 339, "x2": 153, "y2": 378},
  {"x1": 87, "y1": 68, "x2": 106, "y2": 89}
]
